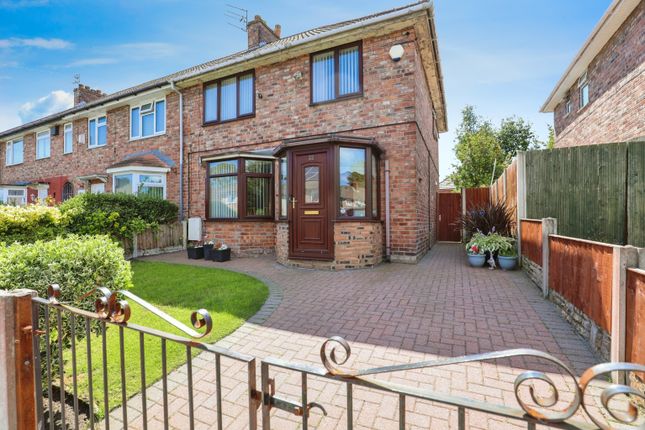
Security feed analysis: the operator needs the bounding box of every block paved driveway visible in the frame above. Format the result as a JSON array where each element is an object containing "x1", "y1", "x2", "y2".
[{"x1": 107, "y1": 243, "x2": 609, "y2": 430}]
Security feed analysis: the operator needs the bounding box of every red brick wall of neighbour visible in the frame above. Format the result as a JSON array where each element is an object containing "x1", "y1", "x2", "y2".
[
  {"x1": 553, "y1": 1, "x2": 645, "y2": 147},
  {"x1": 626, "y1": 268, "x2": 645, "y2": 373},
  {"x1": 520, "y1": 219, "x2": 542, "y2": 265},
  {"x1": 548, "y1": 235, "x2": 614, "y2": 332},
  {"x1": 0, "y1": 94, "x2": 182, "y2": 202}
]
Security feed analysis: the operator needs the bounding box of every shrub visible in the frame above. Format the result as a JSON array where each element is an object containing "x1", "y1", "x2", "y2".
[
  {"x1": 0, "y1": 235, "x2": 132, "y2": 384},
  {"x1": 465, "y1": 232, "x2": 514, "y2": 254},
  {"x1": 456, "y1": 202, "x2": 515, "y2": 240},
  {"x1": 0, "y1": 204, "x2": 66, "y2": 243},
  {"x1": 60, "y1": 193, "x2": 178, "y2": 239}
]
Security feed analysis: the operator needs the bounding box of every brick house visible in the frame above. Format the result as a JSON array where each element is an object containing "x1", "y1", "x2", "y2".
[
  {"x1": 0, "y1": 1, "x2": 446, "y2": 268},
  {"x1": 541, "y1": 0, "x2": 644, "y2": 147}
]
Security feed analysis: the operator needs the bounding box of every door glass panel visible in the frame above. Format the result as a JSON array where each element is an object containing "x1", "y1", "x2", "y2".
[{"x1": 304, "y1": 166, "x2": 320, "y2": 203}]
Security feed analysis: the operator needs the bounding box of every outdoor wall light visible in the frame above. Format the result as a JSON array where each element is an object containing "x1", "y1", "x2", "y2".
[{"x1": 389, "y1": 44, "x2": 404, "y2": 62}]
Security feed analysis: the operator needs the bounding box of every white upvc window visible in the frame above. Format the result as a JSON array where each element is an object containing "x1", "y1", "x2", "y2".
[
  {"x1": 111, "y1": 169, "x2": 168, "y2": 199},
  {"x1": 88, "y1": 115, "x2": 107, "y2": 148},
  {"x1": 5, "y1": 139, "x2": 24, "y2": 166},
  {"x1": 63, "y1": 123, "x2": 73, "y2": 154},
  {"x1": 131, "y1": 99, "x2": 166, "y2": 139},
  {"x1": 564, "y1": 99, "x2": 572, "y2": 115},
  {"x1": 578, "y1": 72, "x2": 589, "y2": 109},
  {"x1": 36, "y1": 130, "x2": 51, "y2": 159},
  {"x1": 6, "y1": 188, "x2": 27, "y2": 206}
]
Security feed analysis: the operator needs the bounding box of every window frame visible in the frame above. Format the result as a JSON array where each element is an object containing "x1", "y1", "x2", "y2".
[
  {"x1": 130, "y1": 98, "x2": 166, "y2": 140},
  {"x1": 5, "y1": 138, "x2": 24, "y2": 166},
  {"x1": 309, "y1": 41, "x2": 363, "y2": 106},
  {"x1": 88, "y1": 115, "x2": 107, "y2": 148},
  {"x1": 63, "y1": 123, "x2": 73, "y2": 154},
  {"x1": 578, "y1": 72, "x2": 589, "y2": 110},
  {"x1": 206, "y1": 157, "x2": 274, "y2": 221},
  {"x1": 111, "y1": 171, "x2": 167, "y2": 199},
  {"x1": 202, "y1": 70, "x2": 256, "y2": 126},
  {"x1": 6, "y1": 188, "x2": 27, "y2": 205},
  {"x1": 334, "y1": 144, "x2": 379, "y2": 221},
  {"x1": 278, "y1": 156, "x2": 288, "y2": 220},
  {"x1": 62, "y1": 182, "x2": 74, "y2": 201},
  {"x1": 35, "y1": 129, "x2": 51, "y2": 160}
]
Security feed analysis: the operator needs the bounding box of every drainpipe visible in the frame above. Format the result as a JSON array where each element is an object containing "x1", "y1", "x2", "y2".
[
  {"x1": 385, "y1": 159, "x2": 391, "y2": 260},
  {"x1": 169, "y1": 81, "x2": 184, "y2": 221}
]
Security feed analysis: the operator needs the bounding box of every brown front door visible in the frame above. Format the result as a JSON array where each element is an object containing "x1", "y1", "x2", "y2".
[
  {"x1": 289, "y1": 147, "x2": 333, "y2": 260},
  {"x1": 437, "y1": 192, "x2": 462, "y2": 242}
]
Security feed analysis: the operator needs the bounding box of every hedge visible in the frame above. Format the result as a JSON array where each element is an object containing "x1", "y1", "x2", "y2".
[
  {"x1": 0, "y1": 204, "x2": 65, "y2": 243},
  {"x1": 60, "y1": 193, "x2": 178, "y2": 239}
]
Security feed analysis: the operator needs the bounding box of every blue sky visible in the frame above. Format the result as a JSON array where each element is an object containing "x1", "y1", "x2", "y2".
[{"x1": 0, "y1": 0, "x2": 609, "y2": 179}]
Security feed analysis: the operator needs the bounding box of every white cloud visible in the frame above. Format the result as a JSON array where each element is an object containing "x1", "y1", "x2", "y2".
[
  {"x1": 0, "y1": 37, "x2": 72, "y2": 50},
  {"x1": 61, "y1": 42, "x2": 178, "y2": 68},
  {"x1": 65, "y1": 57, "x2": 118, "y2": 67},
  {"x1": 18, "y1": 90, "x2": 73, "y2": 124},
  {"x1": 0, "y1": 60, "x2": 18, "y2": 68}
]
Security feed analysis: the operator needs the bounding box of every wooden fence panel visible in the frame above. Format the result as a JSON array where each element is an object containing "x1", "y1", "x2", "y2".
[
  {"x1": 628, "y1": 141, "x2": 645, "y2": 248},
  {"x1": 464, "y1": 187, "x2": 490, "y2": 210},
  {"x1": 626, "y1": 268, "x2": 645, "y2": 385},
  {"x1": 548, "y1": 235, "x2": 614, "y2": 332},
  {"x1": 122, "y1": 222, "x2": 184, "y2": 258},
  {"x1": 526, "y1": 143, "x2": 629, "y2": 245},
  {"x1": 520, "y1": 219, "x2": 542, "y2": 265}
]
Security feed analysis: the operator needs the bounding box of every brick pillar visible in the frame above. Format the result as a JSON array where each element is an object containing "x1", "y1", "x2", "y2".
[{"x1": 0, "y1": 289, "x2": 37, "y2": 430}]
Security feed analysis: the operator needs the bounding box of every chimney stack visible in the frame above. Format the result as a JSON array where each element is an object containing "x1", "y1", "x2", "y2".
[
  {"x1": 247, "y1": 15, "x2": 281, "y2": 49},
  {"x1": 73, "y1": 84, "x2": 105, "y2": 106}
]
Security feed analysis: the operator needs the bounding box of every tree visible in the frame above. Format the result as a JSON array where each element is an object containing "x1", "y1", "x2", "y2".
[
  {"x1": 546, "y1": 124, "x2": 555, "y2": 149},
  {"x1": 497, "y1": 116, "x2": 541, "y2": 160},
  {"x1": 450, "y1": 106, "x2": 507, "y2": 189}
]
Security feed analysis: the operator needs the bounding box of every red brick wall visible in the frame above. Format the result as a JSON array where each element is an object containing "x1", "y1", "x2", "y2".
[
  {"x1": 204, "y1": 221, "x2": 275, "y2": 256},
  {"x1": 554, "y1": 1, "x2": 644, "y2": 147}
]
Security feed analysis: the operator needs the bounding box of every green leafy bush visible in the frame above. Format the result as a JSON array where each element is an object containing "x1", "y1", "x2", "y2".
[
  {"x1": 465, "y1": 232, "x2": 514, "y2": 254},
  {"x1": 0, "y1": 204, "x2": 66, "y2": 243},
  {"x1": 0, "y1": 235, "x2": 132, "y2": 385},
  {"x1": 60, "y1": 193, "x2": 178, "y2": 239}
]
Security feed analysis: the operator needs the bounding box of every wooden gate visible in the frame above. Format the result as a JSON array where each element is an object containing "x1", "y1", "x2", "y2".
[{"x1": 437, "y1": 192, "x2": 461, "y2": 242}]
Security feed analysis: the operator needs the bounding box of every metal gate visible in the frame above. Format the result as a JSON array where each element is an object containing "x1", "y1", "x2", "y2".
[{"x1": 4, "y1": 287, "x2": 644, "y2": 429}]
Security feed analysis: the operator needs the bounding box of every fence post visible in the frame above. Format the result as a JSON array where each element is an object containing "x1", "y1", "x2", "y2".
[
  {"x1": 132, "y1": 233, "x2": 139, "y2": 259},
  {"x1": 611, "y1": 246, "x2": 639, "y2": 382},
  {"x1": 182, "y1": 220, "x2": 188, "y2": 249},
  {"x1": 0, "y1": 289, "x2": 37, "y2": 430},
  {"x1": 516, "y1": 153, "x2": 527, "y2": 265},
  {"x1": 461, "y1": 189, "x2": 467, "y2": 241},
  {"x1": 541, "y1": 218, "x2": 557, "y2": 298}
]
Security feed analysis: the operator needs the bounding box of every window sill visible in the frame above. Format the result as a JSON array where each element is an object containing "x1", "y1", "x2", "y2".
[
  {"x1": 63, "y1": 151, "x2": 73, "y2": 155},
  {"x1": 35, "y1": 156, "x2": 51, "y2": 161},
  {"x1": 5, "y1": 162, "x2": 23, "y2": 167},
  {"x1": 310, "y1": 93, "x2": 363, "y2": 107},
  {"x1": 88, "y1": 144, "x2": 107, "y2": 150},
  {"x1": 203, "y1": 114, "x2": 255, "y2": 128},
  {"x1": 130, "y1": 132, "x2": 166, "y2": 142}
]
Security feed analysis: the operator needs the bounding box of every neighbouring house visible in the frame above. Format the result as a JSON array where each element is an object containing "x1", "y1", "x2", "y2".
[
  {"x1": 0, "y1": 1, "x2": 446, "y2": 269},
  {"x1": 540, "y1": 0, "x2": 644, "y2": 147}
]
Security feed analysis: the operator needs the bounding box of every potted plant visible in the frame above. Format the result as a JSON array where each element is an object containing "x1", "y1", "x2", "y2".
[
  {"x1": 204, "y1": 240, "x2": 215, "y2": 260},
  {"x1": 497, "y1": 246, "x2": 518, "y2": 270},
  {"x1": 477, "y1": 233, "x2": 515, "y2": 269},
  {"x1": 465, "y1": 234, "x2": 486, "y2": 267},
  {"x1": 210, "y1": 242, "x2": 231, "y2": 262},
  {"x1": 186, "y1": 241, "x2": 204, "y2": 259}
]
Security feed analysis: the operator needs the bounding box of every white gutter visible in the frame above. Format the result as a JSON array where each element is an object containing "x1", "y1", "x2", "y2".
[
  {"x1": 385, "y1": 159, "x2": 391, "y2": 259},
  {"x1": 169, "y1": 81, "x2": 185, "y2": 221}
]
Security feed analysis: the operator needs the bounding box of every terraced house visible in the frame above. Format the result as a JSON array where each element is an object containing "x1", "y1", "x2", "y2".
[{"x1": 0, "y1": 1, "x2": 446, "y2": 269}]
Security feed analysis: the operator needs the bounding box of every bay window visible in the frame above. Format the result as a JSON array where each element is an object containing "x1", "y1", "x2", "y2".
[
  {"x1": 7, "y1": 188, "x2": 27, "y2": 206},
  {"x1": 89, "y1": 116, "x2": 107, "y2": 148},
  {"x1": 311, "y1": 42, "x2": 362, "y2": 104},
  {"x1": 111, "y1": 171, "x2": 167, "y2": 199},
  {"x1": 5, "y1": 139, "x2": 23, "y2": 166},
  {"x1": 207, "y1": 158, "x2": 273, "y2": 220},
  {"x1": 203, "y1": 71, "x2": 255, "y2": 124},
  {"x1": 36, "y1": 130, "x2": 51, "y2": 159},
  {"x1": 337, "y1": 145, "x2": 378, "y2": 219},
  {"x1": 131, "y1": 99, "x2": 166, "y2": 139}
]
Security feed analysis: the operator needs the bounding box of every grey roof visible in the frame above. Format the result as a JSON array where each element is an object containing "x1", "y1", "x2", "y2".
[{"x1": 0, "y1": 1, "x2": 431, "y2": 139}]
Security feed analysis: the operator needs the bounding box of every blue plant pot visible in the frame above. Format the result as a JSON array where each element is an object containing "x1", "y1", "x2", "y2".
[
  {"x1": 498, "y1": 255, "x2": 518, "y2": 270},
  {"x1": 467, "y1": 253, "x2": 486, "y2": 267}
]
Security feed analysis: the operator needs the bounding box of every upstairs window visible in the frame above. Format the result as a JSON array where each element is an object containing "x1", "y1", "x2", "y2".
[
  {"x1": 89, "y1": 116, "x2": 107, "y2": 148},
  {"x1": 64, "y1": 123, "x2": 73, "y2": 154},
  {"x1": 5, "y1": 139, "x2": 23, "y2": 166},
  {"x1": 207, "y1": 158, "x2": 273, "y2": 219},
  {"x1": 203, "y1": 71, "x2": 255, "y2": 124},
  {"x1": 564, "y1": 99, "x2": 572, "y2": 115},
  {"x1": 36, "y1": 130, "x2": 51, "y2": 159},
  {"x1": 131, "y1": 99, "x2": 166, "y2": 139},
  {"x1": 311, "y1": 42, "x2": 362, "y2": 104},
  {"x1": 578, "y1": 72, "x2": 589, "y2": 109}
]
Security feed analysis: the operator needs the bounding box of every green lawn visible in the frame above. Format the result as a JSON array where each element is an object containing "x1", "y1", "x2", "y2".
[{"x1": 65, "y1": 260, "x2": 268, "y2": 418}]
